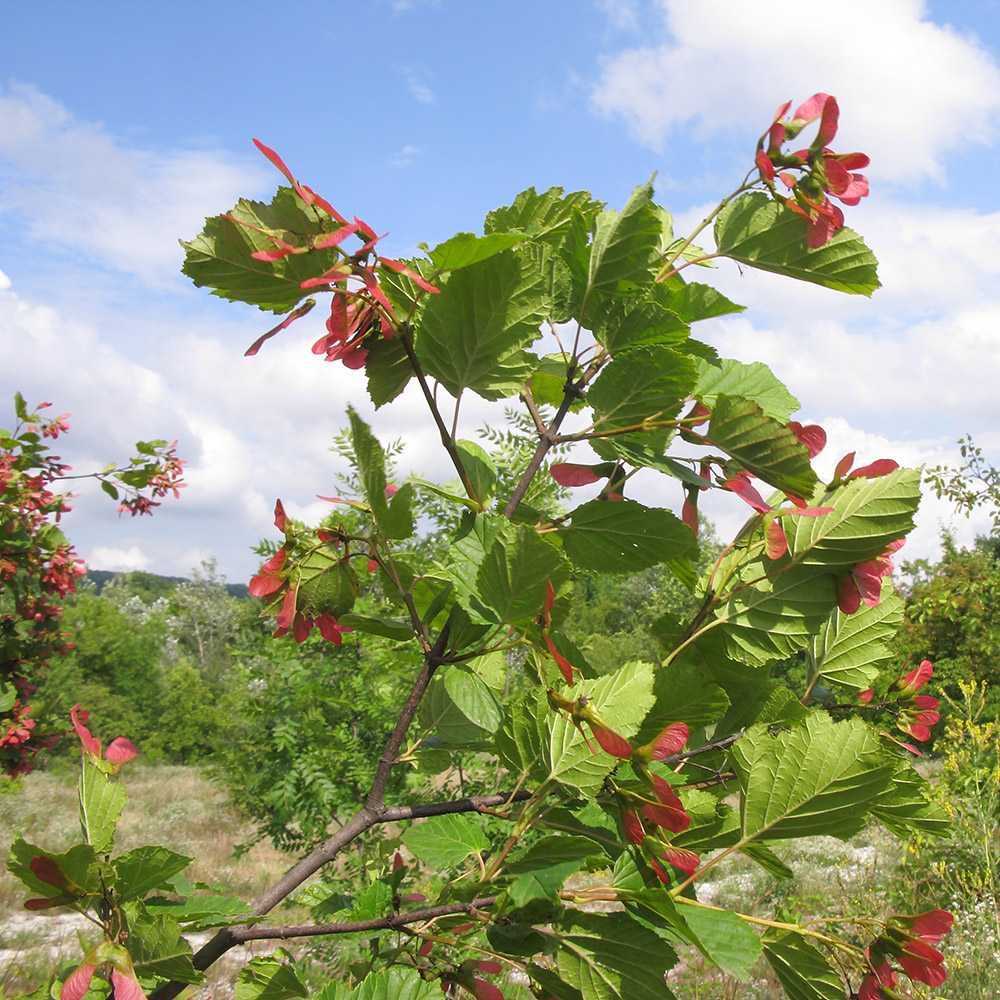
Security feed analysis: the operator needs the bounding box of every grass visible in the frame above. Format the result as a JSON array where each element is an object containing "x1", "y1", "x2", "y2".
[{"x1": 0, "y1": 764, "x2": 298, "y2": 999}]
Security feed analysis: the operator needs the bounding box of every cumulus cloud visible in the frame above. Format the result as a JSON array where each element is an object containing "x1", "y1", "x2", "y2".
[
  {"x1": 402, "y1": 67, "x2": 435, "y2": 104},
  {"x1": 0, "y1": 83, "x2": 268, "y2": 287},
  {"x1": 592, "y1": 0, "x2": 1000, "y2": 185},
  {"x1": 86, "y1": 545, "x2": 152, "y2": 573}
]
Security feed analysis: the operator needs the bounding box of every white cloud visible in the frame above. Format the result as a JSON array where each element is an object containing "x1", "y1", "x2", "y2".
[
  {"x1": 592, "y1": 0, "x2": 1000, "y2": 185},
  {"x1": 390, "y1": 144, "x2": 422, "y2": 168},
  {"x1": 402, "y1": 67, "x2": 435, "y2": 104},
  {"x1": 86, "y1": 545, "x2": 151, "y2": 573},
  {"x1": 0, "y1": 83, "x2": 268, "y2": 287}
]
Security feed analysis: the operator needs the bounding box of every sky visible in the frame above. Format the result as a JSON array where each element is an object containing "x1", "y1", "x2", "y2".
[{"x1": 3, "y1": 0, "x2": 1000, "y2": 584}]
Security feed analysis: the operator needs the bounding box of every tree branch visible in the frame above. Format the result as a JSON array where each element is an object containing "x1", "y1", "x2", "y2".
[{"x1": 235, "y1": 896, "x2": 500, "y2": 942}]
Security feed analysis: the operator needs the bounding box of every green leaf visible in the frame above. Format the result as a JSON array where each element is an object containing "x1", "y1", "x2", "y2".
[
  {"x1": 418, "y1": 664, "x2": 503, "y2": 742},
  {"x1": 144, "y1": 893, "x2": 254, "y2": 929},
  {"x1": 348, "y1": 880, "x2": 394, "y2": 921},
  {"x1": 790, "y1": 469, "x2": 921, "y2": 569},
  {"x1": 402, "y1": 813, "x2": 490, "y2": 869},
  {"x1": 653, "y1": 279, "x2": 745, "y2": 323},
  {"x1": 485, "y1": 186, "x2": 604, "y2": 243},
  {"x1": 456, "y1": 439, "x2": 497, "y2": 507},
  {"x1": 732, "y1": 714, "x2": 894, "y2": 840},
  {"x1": 496, "y1": 688, "x2": 550, "y2": 782},
  {"x1": 676, "y1": 903, "x2": 761, "y2": 979},
  {"x1": 870, "y1": 761, "x2": 950, "y2": 838},
  {"x1": 476, "y1": 523, "x2": 569, "y2": 623},
  {"x1": 79, "y1": 759, "x2": 127, "y2": 855},
  {"x1": 505, "y1": 836, "x2": 594, "y2": 906},
  {"x1": 349, "y1": 968, "x2": 441, "y2": 1000},
  {"x1": 294, "y1": 545, "x2": 359, "y2": 620},
  {"x1": 715, "y1": 192, "x2": 880, "y2": 296},
  {"x1": 550, "y1": 911, "x2": 677, "y2": 1000},
  {"x1": 714, "y1": 558, "x2": 836, "y2": 666},
  {"x1": 6, "y1": 838, "x2": 99, "y2": 898},
  {"x1": 560, "y1": 500, "x2": 695, "y2": 574},
  {"x1": 337, "y1": 613, "x2": 415, "y2": 640},
  {"x1": 549, "y1": 662, "x2": 655, "y2": 795},
  {"x1": 706, "y1": 395, "x2": 817, "y2": 498},
  {"x1": 181, "y1": 188, "x2": 341, "y2": 313},
  {"x1": 348, "y1": 408, "x2": 389, "y2": 524},
  {"x1": 234, "y1": 954, "x2": 308, "y2": 1000},
  {"x1": 585, "y1": 182, "x2": 661, "y2": 295},
  {"x1": 694, "y1": 358, "x2": 799, "y2": 422},
  {"x1": 427, "y1": 232, "x2": 530, "y2": 271},
  {"x1": 384, "y1": 480, "x2": 415, "y2": 540},
  {"x1": 415, "y1": 251, "x2": 550, "y2": 400},
  {"x1": 809, "y1": 580, "x2": 903, "y2": 691},
  {"x1": 593, "y1": 299, "x2": 689, "y2": 356},
  {"x1": 124, "y1": 903, "x2": 200, "y2": 982},
  {"x1": 587, "y1": 346, "x2": 697, "y2": 433},
  {"x1": 632, "y1": 664, "x2": 729, "y2": 748},
  {"x1": 365, "y1": 332, "x2": 413, "y2": 408},
  {"x1": 113, "y1": 847, "x2": 193, "y2": 901},
  {"x1": 761, "y1": 932, "x2": 846, "y2": 1000},
  {"x1": 740, "y1": 842, "x2": 795, "y2": 881}
]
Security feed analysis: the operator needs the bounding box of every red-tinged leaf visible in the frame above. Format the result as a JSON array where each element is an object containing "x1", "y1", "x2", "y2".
[
  {"x1": 913, "y1": 695, "x2": 939, "y2": 711},
  {"x1": 61, "y1": 963, "x2": 98, "y2": 1000},
  {"x1": 244, "y1": 300, "x2": 316, "y2": 356},
  {"x1": 401, "y1": 892, "x2": 427, "y2": 902},
  {"x1": 648, "y1": 858, "x2": 670, "y2": 885},
  {"x1": 641, "y1": 776, "x2": 690, "y2": 833},
  {"x1": 649, "y1": 722, "x2": 688, "y2": 760},
  {"x1": 359, "y1": 268, "x2": 393, "y2": 312},
  {"x1": 723, "y1": 473, "x2": 772, "y2": 513},
  {"x1": 834, "y1": 452, "x2": 856, "y2": 479},
  {"x1": 788, "y1": 421, "x2": 827, "y2": 457},
  {"x1": 313, "y1": 223, "x2": 360, "y2": 250},
  {"x1": 276, "y1": 587, "x2": 297, "y2": 629},
  {"x1": 262, "y1": 548, "x2": 288, "y2": 574},
  {"x1": 545, "y1": 633, "x2": 574, "y2": 685},
  {"x1": 661, "y1": 847, "x2": 700, "y2": 875},
  {"x1": 543, "y1": 579, "x2": 555, "y2": 623},
  {"x1": 339, "y1": 343, "x2": 370, "y2": 369},
  {"x1": 818, "y1": 96, "x2": 839, "y2": 143},
  {"x1": 293, "y1": 613, "x2": 312, "y2": 643},
  {"x1": 792, "y1": 93, "x2": 832, "y2": 124},
  {"x1": 316, "y1": 613, "x2": 351, "y2": 643},
  {"x1": 905, "y1": 909, "x2": 954, "y2": 942},
  {"x1": 25, "y1": 895, "x2": 67, "y2": 910},
  {"x1": 849, "y1": 459, "x2": 899, "y2": 479},
  {"x1": 475, "y1": 962, "x2": 503, "y2": 975},
  {"x1": 765, "y1": 518, "x2": 788, "y2": 560},
  {"x1": 419, "y1": 940, "x2": 433, "y2": 956},
  {"x1": 274, "y1": 499, "x2": 288, "y2": 532},
  {"x1": 781, "y1": 505, "x2": 834, "y2": 517},
  {"x1": 253, "y1": 138, "x2": 295, "y2": 183},
  {"x1": 378, "y1": 257, "x2": 440, "y2": 294},
  {"x1": 900, "y1": 721, "x2": 932, "y2": 742},
  {"x1": 300, "y1": 269, "x2": 352, "y2": 290},
  {"x1": 590, "y1": 723, "x2": 632, "y2": 759},
  {"x1": 550, "y1": 463, "x2": 601, "y2": 487},
  {"x1": 249, "y1": 573, "x2": 284, "y2": 597},
  {"x1": 110, "y1": 969, "x2": 146, "y2": 1000},
  {"x1": 471, "y1": 978, "x2": 504, "y2": 1000},
  {"x1": 622, "y1": 810, "x2": 645, "y2": 845},
  {"x1": 250, "y1": 246, "x2": 298, "y2": 262},
  {"x1": 30, "y1": 855, "x2": 67, "y2": 889},
  {"x1": 70, "y1": 704, "x2": 101, "y2": 757},
  {"x1": 681, "y1": 495, "x2": 698, "y2": 536},
  {"x1": 837, "y1": 575, "x2": 862, "y2": 614},
  {"x1": 859, "y1": 688, "x2": 874, "y2": 703},
  {"x1": 105, "y1": 737, "x2": 138, "y2": 764},
  {"x1": 756, "y1": 150, "x2": 775, "y2": 181}
]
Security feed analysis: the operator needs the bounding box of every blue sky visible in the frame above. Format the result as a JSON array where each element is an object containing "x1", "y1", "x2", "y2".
[{"x1": 3, "y1": 0, "x2": 1000, "y2": 582}]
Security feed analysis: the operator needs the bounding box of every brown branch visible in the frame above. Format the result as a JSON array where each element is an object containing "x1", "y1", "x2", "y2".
[{"x1": 235, "y1": 896, "x2": 500, "y2": 942}]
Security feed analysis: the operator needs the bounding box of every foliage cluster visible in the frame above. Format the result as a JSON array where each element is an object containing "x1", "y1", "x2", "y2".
[{"x1": 5, "y1": 94, "x2": 961, "y2": 1000}]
